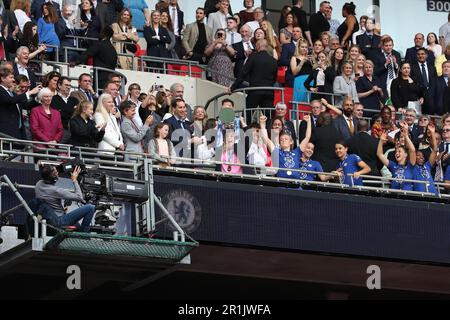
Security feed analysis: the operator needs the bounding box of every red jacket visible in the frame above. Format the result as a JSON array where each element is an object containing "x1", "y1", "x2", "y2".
[{"x1": 30, "y1": 105, "x2": 64, "y2": 147}]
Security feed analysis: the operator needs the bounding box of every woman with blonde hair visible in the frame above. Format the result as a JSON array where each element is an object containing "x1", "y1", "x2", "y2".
[
  {"x1": 70, "y1": 100, "x2": 106, "y2": 148},
  {"x1": 94, "y1": 93, "x2": 124, "y2": 152},
  {"x1": 112, "y1": 8, "x2": 139, "y2": 70},
  {"x1": 287, "y1": 39, "x2": 313, "y2": 102},
  {"x1": 333, "y1": 61, "x2": 359, "y2": 106},
  {"x1": 260, "y1": 20, "x2": 281, "y2": 59}
]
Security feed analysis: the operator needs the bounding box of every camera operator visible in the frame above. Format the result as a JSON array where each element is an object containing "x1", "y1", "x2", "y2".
[{"x1": 34, "y1": 164, "x2": 95, "y2": 232}]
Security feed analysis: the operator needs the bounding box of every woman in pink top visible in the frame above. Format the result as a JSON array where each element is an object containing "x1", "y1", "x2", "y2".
[
  {"x1": 30, "y1": 87, "x2": 64, "y2": 149},
  {"x1": 221, "y1": 130, "x2": 243, "y2": 174}
]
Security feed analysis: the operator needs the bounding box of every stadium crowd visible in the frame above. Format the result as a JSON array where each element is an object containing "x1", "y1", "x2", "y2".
[{"x1": 0, "y1": 0, "x2": 450, "y2": 194}]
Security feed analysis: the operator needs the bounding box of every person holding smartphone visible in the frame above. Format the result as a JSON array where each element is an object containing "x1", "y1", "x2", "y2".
[{"x1": 204, "y1": 28, "x2": 235, "y2": 86}]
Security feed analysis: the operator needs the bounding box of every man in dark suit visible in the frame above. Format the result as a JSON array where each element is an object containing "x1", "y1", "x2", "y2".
[
  {"x1": 373, "y1": 36, "x2": 401, "y2": 98},
  {"x1": 13, "y1": 46, "x2": 38, "y2": 89},
  {"x1": 347, "y1": 120, "x2": 381, "y2": 176},
  {"x1": 55, "y1": 4, "x2": 83, "y2": 63},
  {"x1": 291, "y1": 0, "x2": 311, "y2": 46},
  {"x1": 31, "y1": 0, "x2": 61, "y2": 21},
  {"x1": 333, "y1": 97, "x2": 359, "y2": 141},
  {"x1": 356, "y1": 18, "x2": 380, "y2": 61},
  {"x1": 70, "y1": 73, "x2": 98, "y2": 105},
  {"x1": 403, "y1": 108, "x2": 422, "y2": 147},
  {"x1": 0, "y1": 68, "x2": 40, "y2": 139},
  {"x1": 232, "y1": 23, "x2": 254, "y2": 78},
  {"x1": 51, "y1": 76, "x2": 79, "y2": 143},
  {"x1": 405, "y1": 33, "x2": 435, "y2": 65},
  {"x1": 279, "y1": 26, "x2": 303, "y2": 67},
  {"x1": 410, "y1": 48, "x2": 438, "y2": 115},
  {"x1": 230, "y1": 39, "x2": 278, "y2": 112},
  {"x1": 162, "y1": 0, "x2": 185, "y2": 58},
  {"x1": 435, "y1": 61, "x2": 450, "y2": 115},
  {"x1": 164, "y1": 98, "x2": 200, "y2": 158},
  {"x1": 308, "y1": 1, "x2": 331, "y2": 43}
]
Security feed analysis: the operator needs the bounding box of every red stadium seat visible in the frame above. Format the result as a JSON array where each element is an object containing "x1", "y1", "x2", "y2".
[
  {"x1": 179, "y1": 65, "x2": 203, "y2": 78},
  {"x1": 277, "y1": 67, "x2": 286, "y2": 85}
]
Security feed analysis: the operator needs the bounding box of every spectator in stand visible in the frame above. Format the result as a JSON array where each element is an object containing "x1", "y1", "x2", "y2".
[
  {"x1": 326, "y1": 6, "x2": 340, "y2": 37},
  {"x1": 42, "y1": 70, "x2": 60, "y2": 96},
  {"x1": 111, "y1": 8, "x2": 139, "y2": 70},
  {"x1": 311, "y1": 112, "x2": 342, "y2": 172},
  {"x1": 120, "y1": 100, "x2": 154, "y2": 159},
  {"x1": 333, "y1": 97, "x2": 359, "y2": 140},
  {"x1": 370, "y1": 106, "x2": 397, "y2": 140},
  {"x1": 78, "y1": 26, "x2": 117, "y2": 90},
  {"x1": 352, "y1": 103, "x2": 363, "y2": 120},
  {"x1": 11, "y1": 0, "x2": 30, "y2": 32},
  {"x1": 231, "y1": 23, "x2": 254, "y2": 78},
  {"x1": 70, "y1": 73, "x2": 97, "y2": 105},
  {"x1": 13, "y1": 46, "x2": 38, "y2": 89},
  {"x1": 267, "y1": 102, "x2": 297, "y2": 148},
  {"x1": 410, "y1": 48, "x2": 438, "y2": 115},
  {"x1": 230, "y1": 39, "x2": 277, "y2": 111},
  {"x1": 279, "y1": 26, "x2": 302, "y2": 69},
  {"x1": 78, "y1": 0, "x2": 101, "y2": 42},
  {"x1": 218, "y1": 129, "x2": 243, "y2": 174},
  {"x1": 204, "y1": 0, "x2": 233, "y2": 18},
  {"x1": 277, "y1": 5, "x2": 291, "y2": 32},
  {"x1": 377, "y1": 124, "x2": 417, "y2": 191},
  {"x1": 192, "y1": 105, "x2": 208, "y2": 136},
  {"x1": 329, "y1": 47, "x2": 344, "y2": 78},
  {"x1": 268, "y1": 117, "x2": 283, "y2": 148},
  {"x1": 169, "y1": 83, "x2": 193, "y2": 120},
  {"x1": 351, "y1": 15, "x2": 367, "y2": 45},
  {"x1": 123, "y1": 0, "x2": 149, "y2": 36},
  {"x1": 161, "y1": 0, "x2": 184, "y2": 58},
  {"x1": 246, "y1": 122, "x2": 273, "y2": 175},
  {"x1": 356, "y1": 18, "x2": 380, "y2": 62},
  {"x1": 436, "y1": 122, "x2": 450, "y2": 181},
  {"x1": 143, "y1": 10, "x2": 171, "y2": 71},
  {"x1": 148, "y1": 122, "x2": 176, "y2": 166},
  {"x1": 0, "y1": 68, "x2": 40, "y2": 139},
  {"x1": 390, "y1": 62, "x2": 425, "y2": 114},
  {"x1": 30, "y1": 0, "x2": 60, "y2": 22},
  {"x1": 279, "y1": 11, "x2": 297, "y2": 45},
  {"x1": 427, "y1": 32, "x2": 442, "y2": 58},
  {"x1": 138, "y1": 94, "x2": 162, "y2": 147},
  {"x1": 356, "y1": 60, "x2": 383, "y2": 110},
  {"x1": 402, "y1": 108, "x2": 423, "y2": 147},
  {"x1": 337, "y1": 2, "x2": 358, "y2": 49},
  {"x1": 225, "y1": 16, "x2": 241, "y2": 46},
  {"x1": 291, "y1": 0, "x2": 311, "y2": 46},
  {"x1": 205, "y1": 28, "x2": 235, "y2": 87},
  {"x1": 373, "y1": 36, "x2": 401, "y2": 98},
  {"x1": 334, "y1": 140, "x2": 371, "y2": 186},
  {"x1": 55, "y1": 4, "x2": 84, "y2": 63},
  {"x1": 405, "y1": 33, "x2": 435, "y2": 65},
  {"x1": 329, "y1": 34, "x2": 341, "y2": 52},
  {"x1": 435, "y1": 60, "x2": 450, "y2": 115},
  {"x1": 286, "y1": 39, "x2": 312, "y2": 98},
  {"x1": 30, "y1": 87, "x2": 64, "y2": 148},
  {"x1": 245, "y1": 6, "x2": 264, "y2": 34},
  {"x1": 304, "y1": 51, "x2": 334, "y2": 103},
  {"x1": 182, "y1": 7, "x2": 213, "y2": 64},
  {"x1": 346, "y1": 44, "x2": 361, "y2": 69},
  {"x1": 333, "y1": 62, "x2": 359, "y2": 107},
  {"x1": 51, "y1": 76, "x2": 79, "y2": 143},
  {"x1": 320, "y1": 31, "x2": 331, "y2": 54},
  {"x1": 94, "y1": 93, "x2": 124, "y2": 152},
  {"x1": 260, "y1": 20, "x2": 281, "y2": 59},
  {"x1": 239, "y1": 0, "x2": 255, "y2": 26},
  {"x1": 69, "y1": 100, "x2": 106, "y2": 148},
  {"x1": 439, "y1": 12, "x2": 450, "y2": 49},
  {"x1": 37, "y1": 2, "x2": 60, "y2": 61},
  {"x1": 311, "y1": 39, "x2": 324, "y2": 64},
  {"x1": 15, "y1": 74, "x2": 37, "y2": 140},
  {"x1": 208, "y1": 0, "x2": 231, "y2": 36},
  {"x1": 298, "y1": 99, "x2": 342, "y2": 142},
  {"x1": 18, "y1": 22, "x2": 46, "y2": 63},
  {"x1": 99, "y1": 0, "x2": 124, "y2": 30},
  {"x1": 126, "y1": 83, "x2": 144, "y2": 126},
  {"x1": 354, "y1": 54, "x2": 366, "y2": 81},
  {"x1": 309, "y1": 1, "x2": 331, "y2": 43},
  {"x1": 252, "y1": 28, "x2": 277, "y2": 59},
  {"x1": 347, "y1": 119, "x2": 381, "y2": 176},
  {"x1": 155, "y1": 0, "x2": 169, "y2": 12},
  {"x1": 435, "y1": 44, "x2": 450, "y2": 76}
]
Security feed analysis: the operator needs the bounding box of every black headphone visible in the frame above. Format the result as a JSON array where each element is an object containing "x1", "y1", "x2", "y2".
[{"x1": 40, "y1": 164, "x2": 58, "y2": 184}]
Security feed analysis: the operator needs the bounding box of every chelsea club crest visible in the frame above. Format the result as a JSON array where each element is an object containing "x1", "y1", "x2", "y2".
[{"x1": 163, "y1": 190, "x2": 202, "y2": 233}]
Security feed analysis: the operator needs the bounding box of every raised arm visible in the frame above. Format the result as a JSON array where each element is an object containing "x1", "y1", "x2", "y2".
[
  {"x1": 299, "y1": 114, "x2": 311, "y2": 152},
  {"x1": 321, "y1": 98, "x2": 342, "y2": 116},
  {"x1": 428, "y1": 124, "x2": 438, "y2": 166},
  {"x1": 259, "y1": 115, "x2": 276, "y2": 153},
  {"x1": 400, "y1": 122, "x2": 416, "y2": 166},
  {"x1": 377, "y1": 133, "x2": 389, "y2": 167}
]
